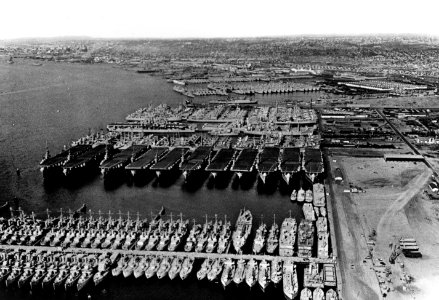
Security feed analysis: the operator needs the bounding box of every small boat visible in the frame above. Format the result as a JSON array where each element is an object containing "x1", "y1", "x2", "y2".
[
  {"x1": 290, "y1": 190, "x2": 297, "y2": 201},
  {"x1": 297, "y1": 188, "x2": 305, "y2": 202},
  {"x1": 301, "y1": 287, "x2": 312, "y2": 300}
]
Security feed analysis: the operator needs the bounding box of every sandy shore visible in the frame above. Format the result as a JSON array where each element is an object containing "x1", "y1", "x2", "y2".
[{"x1": 329, "y1": 154, "x2": 439, "y2": 300}]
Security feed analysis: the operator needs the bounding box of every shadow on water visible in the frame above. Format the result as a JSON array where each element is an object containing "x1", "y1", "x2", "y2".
[
  {"x1": 214, "y1": 172, "x2": 233, "y2": 190},
  {"x1": 156, "y1": 171, "x2": 181, "y2": 188},
  {"x1": 181, "y1": 171, "x2": 209, "y2": 193},
  {"x1": 132, "y1": 170, "x2": 155, "y2": 188}
]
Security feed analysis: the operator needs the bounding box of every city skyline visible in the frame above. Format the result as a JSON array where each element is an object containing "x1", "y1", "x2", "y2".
[{"x1": 1, "y1": 0, "x2": 438, "y2": 40}]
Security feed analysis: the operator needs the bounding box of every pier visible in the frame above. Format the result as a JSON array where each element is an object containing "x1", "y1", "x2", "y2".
[
  {"x1": 99, "y1": 145, "x2": 149, "y2": 175},
  {"x1": 205, "y1": 148, "x2": 236, "y2": 176},
  {"x1": 125, "y1": 147, "x2": 168, "y2": 176},
  {"x1": 279, "y1": 147, "x2": 302, "y2": 184},
  {"x1": 230, "y1": 148, "x2": 259, "y2": 177},
  {"x1": 0, "y1": 244, "x2": 335, "y2": 265}
]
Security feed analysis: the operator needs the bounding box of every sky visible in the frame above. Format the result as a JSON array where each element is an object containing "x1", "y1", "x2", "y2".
[{"x1": 0, "y1": 0, "x2": 438, "y2": 39}]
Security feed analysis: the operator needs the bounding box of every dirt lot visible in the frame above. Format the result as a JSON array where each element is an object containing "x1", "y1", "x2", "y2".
[
  {"x1": 331, "y1": 156, "x2": 439, "y2": 300},
  {"x1": 352, "y1": 95, "x2": 439, "y2": 108}
]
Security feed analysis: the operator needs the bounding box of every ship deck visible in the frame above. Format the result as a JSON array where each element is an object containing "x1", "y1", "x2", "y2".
[
  {"x1": 257, "y1": 147, "x2": 280, "y2": 173},
  {"x1": 231, "y1": 148, "x2": 259, "y2": 172},
  {"x1": 125, "y1": 147, "x2": 168, "y2": 170},
  {"x1": 100, "y1": 145, "x2": 149, "y2": 169},
  {"x1": 205, "y1": 148, "x2": 236, "y2": 172},
  {"x1": 303, "y1": 148, "x2": 324, "y2": 174},
  {"x1": 40, "y1": 145, "x2": 91, "y2": 166},
  {"x1": 280, "y1": 147, "x2": 302, "y2": 173},
  {"x1": 180, "y1": 146, "x2": 212, "y2": 171},
  {"x1": 150, "y1": 147, "x2": 190, "y2": 171},
  {"x1": 62, "y1": 145, "x2": 106, "y2": 169}
]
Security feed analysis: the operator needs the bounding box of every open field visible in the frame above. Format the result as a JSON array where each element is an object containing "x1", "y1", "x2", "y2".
[{"x1": 330, "y1": 155, "x2": 439, "y2": 300}]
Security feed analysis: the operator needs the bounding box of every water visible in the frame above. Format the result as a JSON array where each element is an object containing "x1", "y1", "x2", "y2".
[{"x1": 0, "y1": 59, "x2": 312, "y2": 300}]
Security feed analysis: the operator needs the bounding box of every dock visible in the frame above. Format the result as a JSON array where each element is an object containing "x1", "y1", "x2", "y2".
[
  {"x1": 256, "y1": 147, "x2": 280, "y2": 184},
  {"x1": 150, "y1": 147, "x2": 190, "y2": 177},
  {"x1": 99, "y1": 145, "x2": 149, "y2": 175},
  {"x1": 0, "y1": 244, "x2": 335, "y2": 265},
  {"x1": 179, "y1": 146, "x2": 213, "y2": 179},
  {"x1": 205, "y1": 148, "x2": 236, "y2": 177},
  {"x1": 279, "y1": 147, "x2": 301, "y2": 184},
  {"x1": 62, "y1": 145, "x2": 107, "y2": 175},
  {"x1": 125, "y1": 147, "x2": 169, "y2": 176},
  {"x1": 303, "y1": 148, "x2": 324, "y2": 182},
  {"x1": 230, "y1": 148, "x2": 259, "y2": 178}
]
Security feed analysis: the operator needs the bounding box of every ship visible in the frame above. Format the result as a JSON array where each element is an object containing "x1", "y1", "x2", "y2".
[
  {"x1": 145, "y1": 256, "x2": 161, "y2": 279},
  {"x1": 217, "y1": 216, "x2": 232, "y2": 254},
  {"x1": 197, "y1": 258, "x2": 213, "y2": 280},
  {"x1": 184, "y1": 221, "x2": 201, "y2": 252},
  {"x1": 168, "y1": 257, "x2": 183, "y2": 280},
  {"x1": 209, "y1": 97, "x2": 257, "y2": 105},
  {"x1": 313, "y1": 183, "x2": 326, "y2": 207},
  {"x1": 41, "y1": 266, "x2": 58, "y2": 289},
  {"x1": 317, "y1": 217, "x2": 329, "y2": 259},
  {"x1": 64, "y1": 266, "x2": 82, "y2": 292},
  {"x1": 326, "y1": 289, "x2": 338, "y2": 300},
  {"x1": 290, "y1": 190, "x2": 297, "y2": 202},
  {"x1": 279, "y1": 215, "x2": 297, "y2": 257},
  {"x1": 195, "y1": 216, "x2": 212, "y2": 253},
  {"x1": 323, "y1": 264, "x2": 337, "y2": 287},
  {"x1": 258, "y1": 259, "x2": 270, "y2": 292},
  {"x1": 207, "y1": 258, "x2": 224, "y2": 281},
  {"x1": 53, "y1": 268, "x2": 70, "y2": 291},
  {"x1": 156, "y1": 256, "x2": 172, "y2": 279},
  {"x1": 168, "y1": 214, "x2": 189, "y2": 251},
  {"x1": 297, "y1": 188, "x2": 305, "y2": 202},
  {"x1": 17, "y1": 266, "x2": 34, "y2": 289},
  {"x1": 232, "y1": 209, "x2": 253, "y2": 253},
  {"x1": 133, "y1": 257, "x2": 150, "y2": 279},
  {"x1": 252, "y1": 220, "x2": 267, "y2": 254},
  {"x1": 233, "y1": 259, "x2": 246, "y2": 285},
  {"x1": 303, "y1": 203, "x2": 316, "y2": 221},
  {"x1": 77, "y1": 265, "x2": 95, "y2": 292},
  {"x1": 282, "y1": 259, "x2": 298, "y2": 300},
  {"x1": 179, "y1": 257, "x2": 194, "y2": 280},
  {"x1": 298, "y1": 220, "x2": 315, "y2": 258},
  {"x1": 112, "y1": 256, "x2": 130, "y2": 277},
  {"x1": 304, "y1": 263, "x2": 324, "y2": 288},
  {"x1": 300, "y1": 287, "x2": 312, "y2": 300},
  {"x1": 30, "y1": 267, "x2": 46, "y2": 290},
  {"x1": 266, "y1": 215, "x2": 279, "y2": 254},
  {"x1": 305, "y1": 189, "x2": 313, "y2": 203},
  {"x1": 313, "y1": 287, "x2": 325, "y2": 300},
  {"x1": 245, "y1": 259, "x2": 258, "y2": 289},
  {"x1": 6, "y1": 263, "x2": 23, "y2": 288},
  {"x1": 220, "y1": 258, "x2": 235, "y2": 289},
  {"x1": 206, "y1": 215, "x2": 222, "y2": 253},
  {"x1": 123, "y1": 256, "x2": 142, "y2": 278},
  {"x1": 270, "y1": 259, "x2": 282, "y2": 286}
]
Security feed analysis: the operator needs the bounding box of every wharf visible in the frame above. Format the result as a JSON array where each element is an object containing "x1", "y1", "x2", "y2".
[
  {"x1": 150, "y1": 147, "x2": 190, "y2": 171},
  {"x1": 180, "y1": 146, "x2": 213, "y2": 171},
  {"x1": 256, "y1": 147, "x2": 280, "y2": 173},
  {"x1": 280, "y1": 148, "x2": 302, "y2": 173},
  {"x1": 205, "y1": 148, "x2": 236, "y2": 172},
  {"x1": 62, "y1": 145, "x2": 107, "y2": 170},
  {"x1": 40, "y1": 145, "x2": 91, "y2": 167},
  {"x1": 303, "y1": 148, "x2": 324, "y2": 174},
  {"x1": 125, "y1": 147, "x2": 169, "y2": 170},
  {"x1": 0, "y1": 244, "x2": 336, "y2": 265},
  {"x1": 99, "y1": 145, "x2": 149, "y2": 171},
  {"x1": 231, "y1": 148, "x2": 259, "y2": 172}
]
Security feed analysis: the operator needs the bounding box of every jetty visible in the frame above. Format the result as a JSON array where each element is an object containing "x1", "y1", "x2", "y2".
[
  {"x1": 230, "y1": 148, "x2": 259, "y2": 178},
  {"x1": 279, "y1": 148, "x2": 302, "y2": 184},
  {"x1": 0, "y1": 244, "x2": 335, "y2": 265},
  {"x1": 125, "y1": 147, "x2": 168, "y2": 176}
]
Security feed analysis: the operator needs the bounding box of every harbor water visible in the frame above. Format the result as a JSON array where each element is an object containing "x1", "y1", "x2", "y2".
[{"x1": 0, "y1": 60, "x2": 315, "y2": 300}]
